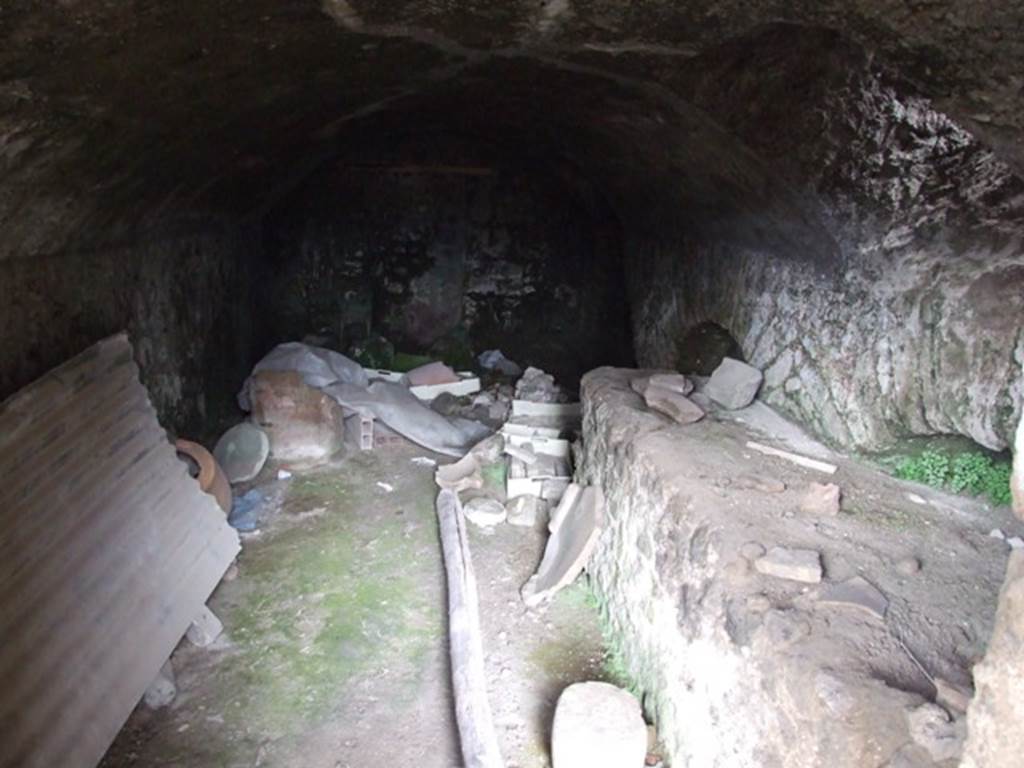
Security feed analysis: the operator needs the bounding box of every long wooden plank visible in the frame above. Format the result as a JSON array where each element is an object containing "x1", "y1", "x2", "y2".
[
  {"x1": 436, "y1": 489, "x2": 504, "y2": 768},
  {"x1": 0, "y1": 332, "x2": 239, "y2": 768},
  {"x1": 745, "y1": 441, "x2": 838, "y2": 474}
]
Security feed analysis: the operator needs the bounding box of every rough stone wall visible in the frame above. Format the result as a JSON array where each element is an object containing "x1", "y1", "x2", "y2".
[
  {"x1": 0, "y1": 227, "x2": 256, "y2": 435},
  {"x1": 962, "y1": 551, "x2": 1024, "y2": 768},
  {"x1": 261, "y1": 150, "x2": 632, "y2": 383},
  {"x1": 628, "y1": 29, "x2": 1024, "y2": 451},
  {"x1": 578, "y1": 368, "x2": 984, "y2": 767}
]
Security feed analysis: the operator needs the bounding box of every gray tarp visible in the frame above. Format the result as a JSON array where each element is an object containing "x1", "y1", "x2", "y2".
[{"x1": 239, "y1": 342, "x2": 489, "y2": 457}]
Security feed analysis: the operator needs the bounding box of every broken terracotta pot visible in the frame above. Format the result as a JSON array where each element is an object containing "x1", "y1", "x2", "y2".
[{"x1": 175, "y1": 439, "x2": 231, "y2": 514}]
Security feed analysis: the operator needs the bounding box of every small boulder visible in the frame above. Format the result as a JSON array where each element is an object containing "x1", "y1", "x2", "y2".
[
  {"x1": 755, "y1": 546, "x2": 823, "y2": 583},
  {"x1": 705, "y1": 357, "x2": 763, "y2": 410},
  {"x1": 464, "y1": 497, "x2": 506, "y2": 527},
  {"x1": 643, "y1": 386, "x2": 704, "y2": 424},
  {"x1": 552, "y1": 682, "x2": 647, "y2": 768},
  {"x1": 800, "y1": 482, "x2": 841, "y2": 516}
]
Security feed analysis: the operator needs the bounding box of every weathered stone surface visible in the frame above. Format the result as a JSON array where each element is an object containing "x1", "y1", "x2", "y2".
[
  {"x1": 907, "y1": 703, "x2": 964, "y2": 762},
  {"x1": 1013, "y1": 409, "x2": 1024, "y2": 521},
  {"x1": 580, "y1": 368, "x2": 966, "y2": 767},
  {"x1": 799, "y1": 482, "x2": 841, "y2": 517},
  {"x1": 551, "y1": 682, "x2": 647, "y2": 768},
  {"x1": 962, "y1": 550, "x2": 1024, "y2": 768},
  {"x1": 249, "y1": 371, "x2": 343, "y2": 466},
  {"x1": 704, "y1": 358, "x2": 763, "y2": 410},
  {"x1": 754, "y1": 547, "x2": 823, "y2": 584},
  {"x1": 934, "y1": 678, "x2": 972, "y2": 715},
  {"x1": 629, "y1": 27, "x2": 1024, "y2": 452},
  {"x1": 643, "y1": 385, "x2": 704, "y2": 425}
]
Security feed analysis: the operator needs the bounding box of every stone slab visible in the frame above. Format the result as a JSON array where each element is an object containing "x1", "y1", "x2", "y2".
[
  {"x1": 522, "y1": 486, "x2": 604, "y2": 606},
  {"x1": 754, "y1": 546, "x2": 823, "y2": 583},
  {"x1": 644, "y1": 385, "x2": 704, "y2": 424}
]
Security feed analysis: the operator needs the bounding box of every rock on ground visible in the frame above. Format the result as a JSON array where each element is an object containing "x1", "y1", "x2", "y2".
[
  {"x1": 551, "y1": 682, "x2": 647, "y2": 768},
  {"x1": 800, "y1": 482, "x2": 841, "y2": 516},
  {"x1": 515, "y1": 366, "x2": 565, "y2": 403},
  {"x1": 704, "y1": 357, "x2": 763, "y2": 410},
  {"x1": 643, "y1": 385, "x2": 704, "y2": 424},
  {"x1": 754, "y1": 546, "x2": 823, "y2": 583}
]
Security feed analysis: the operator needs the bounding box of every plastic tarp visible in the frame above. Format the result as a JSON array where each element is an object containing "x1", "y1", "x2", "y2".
[
  {"x1": 240, "y1": 343, "x2": 489, "y2": 457},
  {"x1": 237, "y1": 342, "x2": 368, "y2": 409}
]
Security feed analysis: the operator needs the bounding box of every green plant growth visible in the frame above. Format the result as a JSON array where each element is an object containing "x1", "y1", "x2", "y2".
[{"x1": 893, "y1": 449, "x2": 1012, "y2": 506}]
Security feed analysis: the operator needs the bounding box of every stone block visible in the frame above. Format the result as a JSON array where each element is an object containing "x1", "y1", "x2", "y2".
[
  {"x1": 552, "y1": 682, "x2": 647, "y2": 768},
  {"x1": 705, "y1": 357, "x2": 763, "y2": 410},
  {"x1": 186, "y1": 604, "x2": 224, "y2": 647},
  {"x1": 643, "y1": 385, "x2": 704, "y2": 424},
  {"x1": 754, "y1": 546, "x2": 823, "y2": 583},
  {"x1": 800, "y1": 482, "x2": 841, "y2": 516}
]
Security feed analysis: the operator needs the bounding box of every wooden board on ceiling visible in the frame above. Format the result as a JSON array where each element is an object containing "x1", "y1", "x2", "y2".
[{"x1": 0, "y1": 332, "x2": 240, "y2": 768}]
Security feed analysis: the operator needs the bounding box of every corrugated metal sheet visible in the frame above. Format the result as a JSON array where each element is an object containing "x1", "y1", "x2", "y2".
[{"x1": 0, "y1": 332, "x2": 240, "y2": 768}]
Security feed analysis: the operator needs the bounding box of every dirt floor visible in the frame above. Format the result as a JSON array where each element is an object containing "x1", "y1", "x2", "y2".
[{"x1": 101, "y1": 445, "x2": 610, "y2": 768}]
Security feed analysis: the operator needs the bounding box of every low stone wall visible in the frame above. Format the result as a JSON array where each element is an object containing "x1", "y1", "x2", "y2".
[{"x1": 578, "y1": 367, "x2": 1006, "y2": 767}]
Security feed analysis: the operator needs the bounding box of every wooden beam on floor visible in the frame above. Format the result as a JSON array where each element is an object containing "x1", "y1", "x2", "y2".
[{"x1": 436, "y1": 489, "x2": 504, "y2": 768}]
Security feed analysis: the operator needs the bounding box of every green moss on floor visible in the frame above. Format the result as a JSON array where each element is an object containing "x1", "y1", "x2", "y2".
[
  {"x1": 206, "y1": 463, "x2": 443, "y2": 741},
  {"x1": 527, "y1": 581, "x2": 608, "y2": 687}
]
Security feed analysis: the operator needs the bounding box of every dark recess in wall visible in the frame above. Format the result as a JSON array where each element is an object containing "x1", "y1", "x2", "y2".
[{"x1": 257, "y1": 132, "x2": 635, "y2": 386}]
